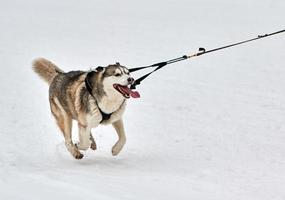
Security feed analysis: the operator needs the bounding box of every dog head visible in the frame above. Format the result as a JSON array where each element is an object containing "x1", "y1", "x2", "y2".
[{"x1": 85, "y1": 63, "x2": 140, "y2": 99}]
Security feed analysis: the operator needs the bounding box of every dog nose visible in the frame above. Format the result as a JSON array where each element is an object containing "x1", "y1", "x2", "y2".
[{"x1": 128, "y1": 77, "x2": 134, "y2": 84}]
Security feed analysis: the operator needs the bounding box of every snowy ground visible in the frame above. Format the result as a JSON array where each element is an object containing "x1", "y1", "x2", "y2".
[{"x1": 0, "y1": 0, "x2": 285, "y2": 199}]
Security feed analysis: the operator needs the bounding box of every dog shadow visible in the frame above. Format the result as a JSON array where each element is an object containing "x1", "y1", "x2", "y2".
[{"x1": 54, "y1": 142, "x2": 160, "y2": 171}]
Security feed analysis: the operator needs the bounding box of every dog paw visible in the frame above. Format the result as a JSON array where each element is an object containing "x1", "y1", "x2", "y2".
[
  {"x1": 65, "y1": 142, "x2": 84, "y2": 159},
  {"x1": 112, "y1": 142, "x2": 124, "y2": 156},
  {"x1": 72, "y1": 145, "x2": 84, "y2": 159},
  {"x1": 112, "y1": 148, "x2": 119, "y2": 156},
  {"x1": 74, "y1": 153, "x2": 84, "y2": 159},
  {"x1": 90, "y1": 142, "x2": 97, "y2": 151},
  {"x1": 70, "y1": 148, "x2": 84, "y2": 159}
]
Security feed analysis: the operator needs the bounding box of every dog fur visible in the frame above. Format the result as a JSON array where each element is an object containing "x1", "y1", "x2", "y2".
[{"x1": 33, "y1": 58, "x2": 133, "y2": 159}]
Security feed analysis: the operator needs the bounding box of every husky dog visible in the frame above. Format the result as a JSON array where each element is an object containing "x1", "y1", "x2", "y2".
[{"x1": 33, "y1": 58, "x2": 140, "y2": 159}]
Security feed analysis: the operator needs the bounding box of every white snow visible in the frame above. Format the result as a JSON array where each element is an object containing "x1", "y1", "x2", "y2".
[{"x1": 0, "y1": 0, "x2": 285, "y2": 199}]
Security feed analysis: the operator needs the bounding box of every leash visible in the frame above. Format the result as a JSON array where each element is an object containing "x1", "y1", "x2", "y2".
[{"x1": 129, "y1": 29, "x2": 285, "y2": 89}]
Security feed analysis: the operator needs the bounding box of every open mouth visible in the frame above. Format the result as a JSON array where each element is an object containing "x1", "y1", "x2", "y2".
[{"x1": 113, "y1": 84, "x2": 140, "y2": 99}]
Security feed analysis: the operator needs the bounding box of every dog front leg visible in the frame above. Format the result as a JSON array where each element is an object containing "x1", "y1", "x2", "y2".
[
  {"x1": 111, "y1": 120, "x2": 126, "y2": 156},
  {"x1": 76, "y1": 124, "x2": 92, "y2": 151}
]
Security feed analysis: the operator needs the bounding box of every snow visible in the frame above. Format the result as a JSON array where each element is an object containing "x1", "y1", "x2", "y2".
[{"x1": 0, "y1": 0, "x2": 285, "y2": 199}]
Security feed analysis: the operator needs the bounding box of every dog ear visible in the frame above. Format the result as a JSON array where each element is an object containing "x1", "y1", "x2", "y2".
[
  {"x1": 85, "y1": 71, "x2": 96, "y2": 95},
  {"x1": 116, "y1": 62, "x2": 120, "y2": 66}
]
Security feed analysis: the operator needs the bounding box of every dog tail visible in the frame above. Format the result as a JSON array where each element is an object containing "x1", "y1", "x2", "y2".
[{"x1": 32, "y1": 58, "x2": 64, "y2": 84}]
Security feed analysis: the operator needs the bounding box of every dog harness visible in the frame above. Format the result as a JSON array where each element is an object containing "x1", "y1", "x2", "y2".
[
  {"x1": 96, "y1": 102, "x2": 112, "y2": 123},
  {"x1": 84, "y1": 72, "x2": 128, "y2": 124},
  {"x1": 84, "y1": 75, "x2": 111, "y2": 123}
]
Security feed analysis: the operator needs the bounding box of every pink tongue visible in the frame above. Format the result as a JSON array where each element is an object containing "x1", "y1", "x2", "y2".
[
  {"x1": 120, "y1": 86, "x2": 140, "y2": 98},
  {"x1": 130, "y1": 90, "x2": 140, "y2": 98}
]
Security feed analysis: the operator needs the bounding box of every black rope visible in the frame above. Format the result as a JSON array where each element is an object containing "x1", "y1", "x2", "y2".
[
  {"x1": 129, "y1": 56, "x2": 188, "y2": 89},
  {"x1": 129, "y1": 29, "x2": 285, "y2": 89}
]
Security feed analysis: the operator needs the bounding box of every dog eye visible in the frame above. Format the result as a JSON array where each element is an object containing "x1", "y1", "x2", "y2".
[{"x1": 115, "y1": 74, "x2": 121, "y2": 77}]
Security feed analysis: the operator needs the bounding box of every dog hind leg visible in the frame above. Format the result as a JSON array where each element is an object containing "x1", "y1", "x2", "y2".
[
  {"x1": 90, "y1": 134, "x2": 97, "y2": 150},
  {"x1": 51, "y1": 98, "x2": 83, "y2": 159},
  {"x1": 111, "y1": 120, "x2": 126, "y2": 156}
]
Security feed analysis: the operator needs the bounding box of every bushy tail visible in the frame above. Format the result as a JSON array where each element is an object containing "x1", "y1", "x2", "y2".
[{"x1": 32, "y1": 58, "x2": 64, "y2": 84}]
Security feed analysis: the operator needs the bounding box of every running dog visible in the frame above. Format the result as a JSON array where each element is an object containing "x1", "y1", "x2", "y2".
[{"x1": 33, "y1": 58, "x2": 140, "y2": 159}]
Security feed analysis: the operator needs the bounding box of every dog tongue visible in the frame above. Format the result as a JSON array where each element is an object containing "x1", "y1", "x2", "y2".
[
  {"x1": 120, "y1": 86, "x2": 140, "y2": 98},
  {"x1": 130, "y1": 90, "x2": 140, "y2": 98}
]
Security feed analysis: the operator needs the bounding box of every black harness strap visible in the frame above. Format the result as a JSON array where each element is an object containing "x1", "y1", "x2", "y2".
[
  {"x1": 96, "y1": 104, "x2": 112, "y2": 123},
  {"x1": 129, "y1": 56, "x2": 188, "y2": 89},
  {"x1": 129, "y1": 29, "x2": 285, "y2": 89}
]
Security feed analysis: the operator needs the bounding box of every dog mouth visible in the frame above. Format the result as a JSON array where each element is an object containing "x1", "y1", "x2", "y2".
[{"x1": 113, "y1": 84, "x2": 140, "y2": 99}]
